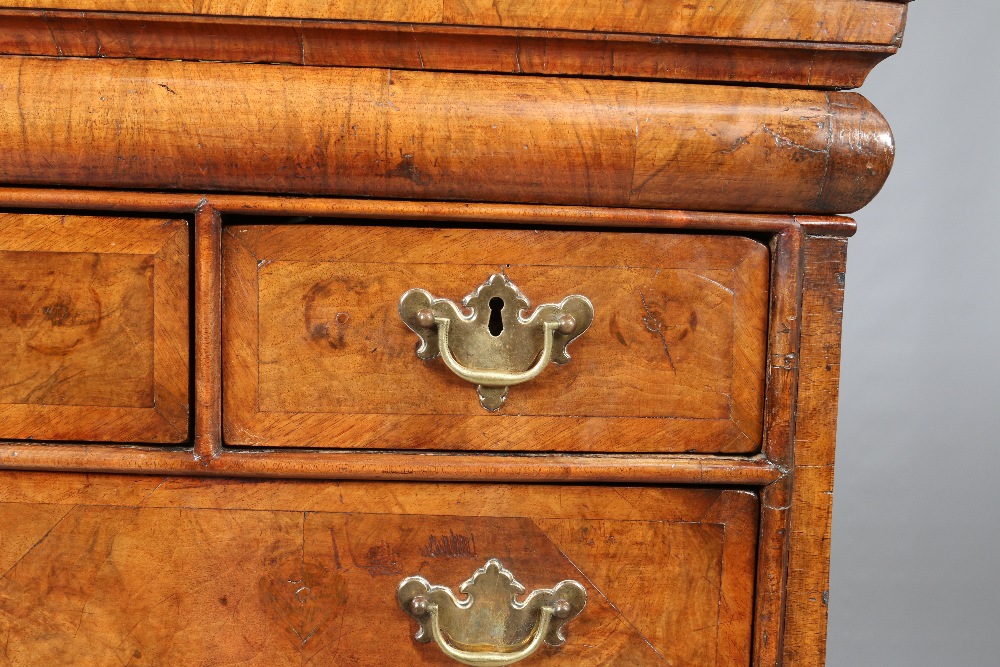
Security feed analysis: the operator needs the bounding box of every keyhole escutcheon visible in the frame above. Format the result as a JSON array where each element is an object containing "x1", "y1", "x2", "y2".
[{"x1": 488, "y1": 297, "x2": 504, "y2": 336}]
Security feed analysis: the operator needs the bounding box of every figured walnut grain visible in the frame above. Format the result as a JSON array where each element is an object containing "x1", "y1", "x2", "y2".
[
  {"x1": 223, "y1": 224, "x2": 769, "y2": 453},
  {"x1": 783, "y1": 236, "x2": 851, "y2": 666},
  {"x1": 0, "y1": 214, "x2": 189, "y2": 443},
  {"x1": 0, "y1": 10, "x2": 900, "y2": 88},
  {"x1": 0, "y1": 57, "x2": 893, "y2": 215},
  {"x1": 0, "y1": 473, "x2": 758, "y2": 666},
  {"x1": 1, "y1": 0, "x2": 908, "y2": 45}
]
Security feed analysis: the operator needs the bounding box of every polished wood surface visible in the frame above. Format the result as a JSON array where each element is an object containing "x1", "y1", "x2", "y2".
[
  {"x1": 782, "y1": 235, "x2": 850, "y2": 665},
  {"x1": 1, "y1": 0, "x2": 908, "y2": 45},
  {"x1": 0, "y1": 214, "x2": 188, "y2": 443},
  {"x1": 0, "y1": 472, "x2": 758, "y2": 665},
  {"x1": 0, "y1": 444, "x2": 783, "y2": 485},
  {"x1": 192, "y1": 206, "x2": 223, "y2": 460},
  {"x1": 0, "y1": 10, "x2": 898, "y2": 88},
  {"x1": 0, "y1": 0, "x2": 910, "y2": 661},
  {"x1": 0, "y1": 193, "x2": 806, "y2": 488},
  {"x1": 0, "y1": 57, "x2": 893, "y2": 214},
  {"x1": 0, "y1": 198, "x2": 870, "y2": 663},
  {"x1": 223, "y1": 223, "x2": 768, "y2": 452},
  {"x1": 0, "y1": 188, "x2": 857, "y2": 234},
  {"x1": 753, "y1": 228, "x2": 804, "y2": 667}
]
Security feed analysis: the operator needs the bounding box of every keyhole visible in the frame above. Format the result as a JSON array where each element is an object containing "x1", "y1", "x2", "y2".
[{"x1": 488, "y1": 297, "x2": 504, "y2": 337}]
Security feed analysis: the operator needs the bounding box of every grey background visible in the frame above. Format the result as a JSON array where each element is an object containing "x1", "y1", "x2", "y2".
[{"x1": 828, "y1": 2, "x2": 1000, "y2": 665}]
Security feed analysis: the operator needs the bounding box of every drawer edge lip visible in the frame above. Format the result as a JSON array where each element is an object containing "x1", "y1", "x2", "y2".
[
  {"x1": 0, "y1": 443, "x2": 784, "y2": 486},
  {"x1": 0, "y1": 188, "x2": 858, "y2": 237}
]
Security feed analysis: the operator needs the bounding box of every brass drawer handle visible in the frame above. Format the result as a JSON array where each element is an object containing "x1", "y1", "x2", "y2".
[
  {"x1": 399, "y1": 273, "x2": 594, "y2": 410},
  {"x1": 398, "y1": 559, "x2": 587, "y2": 666}
]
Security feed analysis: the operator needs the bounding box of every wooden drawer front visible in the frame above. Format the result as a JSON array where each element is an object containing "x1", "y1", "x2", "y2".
[
  {"x1": 0, "y1": 214, "x2": 189, "y2": 442},
  {"x1": 0, "y1": 474, "x2": 758, "y2": 666},
  {"x1": 223, "y1": 224, "x2": 769, "y2": 452}
]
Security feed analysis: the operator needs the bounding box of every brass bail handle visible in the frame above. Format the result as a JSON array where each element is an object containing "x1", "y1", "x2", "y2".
[
  {"x1": 415, "y1": 601, "x2": 555, "y2": 667},
  {"x1": 398, "y1": 273, "x2": 595, "y2": 411},
  {"x1": 398, "y1": 559, "x2": 588, "y2": 666}
]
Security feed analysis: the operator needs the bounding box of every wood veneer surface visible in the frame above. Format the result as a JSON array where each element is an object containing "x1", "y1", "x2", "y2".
[
  {"x1": 783, "y1": 236, "x2": 850, "y2": 664},
  {"x1": 223, "y1": 224, "x2": 769, "y2": 452},
  {"x1": 0, "y1": 57, "x2": 894, "y2": 215},
  {"x1": 0, "y1": 214, "x2": 189, "y2": 443},
  {"x1": 0, "y1": 9, "x2": 903, "y2": 88},
  {"x1": 0, "y1": 0, "x2": 909, "y2": 659},
  {"x1": 0, "y1": 473, "x2": 758, "y2": 666},
  {"x1": 0, "y1": 0, "x2": 908, "y2": 45}
]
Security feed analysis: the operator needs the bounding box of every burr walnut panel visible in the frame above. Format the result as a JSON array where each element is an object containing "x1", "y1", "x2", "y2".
[
  {"x1": 222, "y1": 223, "x2": 769, "y2": 452},
  {"x1": 0, "y1": 472, "x2": 758, "y2": 666},
  {"x1": 0, "y1": 214, "x2": 189, "y2": 443}
]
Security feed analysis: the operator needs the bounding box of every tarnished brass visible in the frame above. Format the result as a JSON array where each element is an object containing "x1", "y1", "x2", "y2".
[
  {"x1": 398, "y1": 273, "x2": 594, "y2": 410},
  {"x1": 397, "y1": 559, "x2": 587, "y2": 666}
]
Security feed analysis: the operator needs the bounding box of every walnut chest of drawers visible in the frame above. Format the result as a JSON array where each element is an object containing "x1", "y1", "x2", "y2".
[{"x1": 0, "y1": 2, "x2": 909, "y2": 665}]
